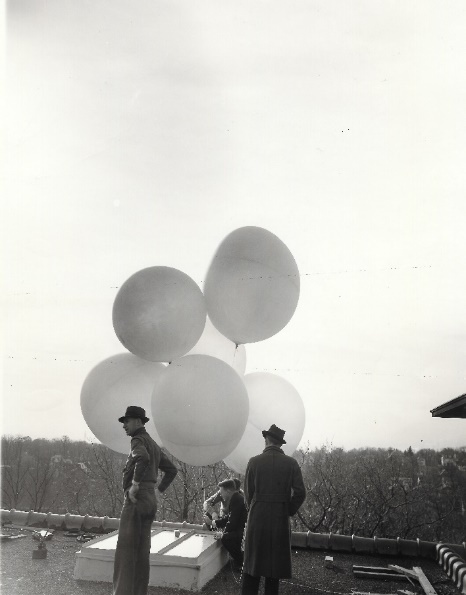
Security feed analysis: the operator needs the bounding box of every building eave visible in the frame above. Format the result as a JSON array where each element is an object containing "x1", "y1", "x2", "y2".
[{"x1": 431, "y1": 393, "x2": 466, "y2": 418}]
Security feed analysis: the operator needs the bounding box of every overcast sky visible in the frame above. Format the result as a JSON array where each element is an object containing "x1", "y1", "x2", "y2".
[{"x1": 4, "y1": 0, "x2": 466, "y2": 453}]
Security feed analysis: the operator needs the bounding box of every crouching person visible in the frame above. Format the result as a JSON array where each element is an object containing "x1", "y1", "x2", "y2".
[
  {"x1": 203, "y1": 477, "x2": 243, "y2": 529},
  {"x1": 203, "y1": 478, "x2": 247, "y2": 568}
]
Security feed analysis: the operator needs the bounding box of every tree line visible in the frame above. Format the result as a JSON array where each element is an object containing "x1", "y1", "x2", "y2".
[{"x1": 1, "y1": 436, "x2": 465, "y2": 543}]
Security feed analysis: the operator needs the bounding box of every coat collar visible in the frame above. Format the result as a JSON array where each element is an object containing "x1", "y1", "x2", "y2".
[
  {"x1": 263, "y1": 445, "x2": 284, "y2": 454},
  {"x1": 131, "y1": 426, "x2": 148, "y2": 437}
]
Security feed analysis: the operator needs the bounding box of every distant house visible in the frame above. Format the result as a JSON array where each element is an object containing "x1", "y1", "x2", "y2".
[
  {"x1": 50, "y1": 454, "x2": 73, "y2": 465},
  {"x1": 441, "y1": 455, "x2": 457, "y2": 468},
  {"x1": 399, "y1": 477, "x2": 413, "y2": 490},
  {"x1": 76, "y1": 462, "x2": 89, "y2": 473},
  {"x1": 418, "y1": 458, "x2": 426, "y2": 474},
  {"x1": 439, "y1": 469, "x2": 454, "y2": 489},
  {"x1": 389, "y1": 476, "x2": 416, "y2": 491}
]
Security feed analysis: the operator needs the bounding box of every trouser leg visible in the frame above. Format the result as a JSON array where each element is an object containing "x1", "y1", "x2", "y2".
[
  {"x1": 113, "y1": 496, "x2": 141, "y2": 595},
  {"x1": 221, "y1": 532, "x2": 244, "y2": 565},
  {"x1": 241, "y1": 572, "x2": 261, "y2": 594},
  {"x1": 134, "y1": 512, "x2": 156, "y2": 595},
  {"x1": 264, "y1": 577, "x2": 280, "y2": 595},
  {"x1": 113, "y1": 489, "x2": 156, "y2": 595},
  {"x1": 134, "y1": 490, "x2": 157, "y2": 595}
]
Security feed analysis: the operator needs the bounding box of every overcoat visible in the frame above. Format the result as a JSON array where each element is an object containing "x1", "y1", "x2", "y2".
[{"x1": 242, "y1": 445, "x2": 306, "y2": 579}]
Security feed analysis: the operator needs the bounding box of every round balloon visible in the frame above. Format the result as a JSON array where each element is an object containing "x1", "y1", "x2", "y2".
[
  {"x1": 113, "y1": 266, "x2": 206, "y2": 362},
  {"x1": 186, "y1": 316, "x2": 247, "y2": 375},
  {"x1": 81, "y1": 353, "x2": 165, "y2": 454},
  {"x1": 224, "y1": 372, "x2": 305, "y2": 474},
  {"x1": 203, "y1": 227, "x2": 300, "y2": 344},
  {"x1": 152, "y1": 354, "x2": 249, "y2": 465}
]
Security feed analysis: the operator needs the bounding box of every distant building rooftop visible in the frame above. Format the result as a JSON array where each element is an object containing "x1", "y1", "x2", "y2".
[{"x1": 431, "y1": 393, "x2": 466, "y2": 418}]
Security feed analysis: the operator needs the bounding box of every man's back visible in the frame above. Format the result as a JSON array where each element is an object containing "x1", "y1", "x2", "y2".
[
  {"x1": 243, "y1": 445, "x2": 306, "y2": 579},
  {"x1": 122, "y1": 427, "x2": 177, "y2": 491},
  {"x1": 246, "y1": 447, "x2": 303, "y2": 508}
]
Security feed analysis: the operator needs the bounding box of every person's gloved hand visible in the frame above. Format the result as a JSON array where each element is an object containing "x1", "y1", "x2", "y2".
[{"x1": 128, "y1": 481, "x2": 139, "y2": 503}]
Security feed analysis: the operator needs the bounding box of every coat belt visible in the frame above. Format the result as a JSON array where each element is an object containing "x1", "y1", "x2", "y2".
[
  {"x1": 253, "y1": 494, "x2": 289, "y2": 503},
  {"x1": 138, "y1": 481, "x2": 156, "y2": 490}
]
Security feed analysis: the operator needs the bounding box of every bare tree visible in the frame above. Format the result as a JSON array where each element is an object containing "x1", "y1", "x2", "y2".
[
  {"x1": 24, "y1": 439, "x2": 56, "y2": 512},
  {"x1": 161, "y1": 458, "x2": 233, "y2": 523},
  {"x1": 2, "y1": 434, "x2": 465, "y2": 543},
  {"x1": 1, "y1": 436, "x2": 32, "y2": 509},
  {"x1": 87, "y1": 443, "x2": 125, "y2": 517}
]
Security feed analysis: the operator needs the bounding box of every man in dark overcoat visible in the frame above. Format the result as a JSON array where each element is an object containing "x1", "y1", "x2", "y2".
[
  {"x1": 241, "y1": 424, "x2": 306, "y2": 595},
  {"x1": 113, "y1": 406, "x2": 178, "y2": 595}
]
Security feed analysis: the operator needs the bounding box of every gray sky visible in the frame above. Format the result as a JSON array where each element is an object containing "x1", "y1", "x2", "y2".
[{"x1": 4, "y1": 0, "x2": 466, "y2": 452}]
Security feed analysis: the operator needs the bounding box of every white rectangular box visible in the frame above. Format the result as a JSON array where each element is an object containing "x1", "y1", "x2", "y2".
[{"x1": 74, "y1": 526, "x2": 229, "y2": 591}]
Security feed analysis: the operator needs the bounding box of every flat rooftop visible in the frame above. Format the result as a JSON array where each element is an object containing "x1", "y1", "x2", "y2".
[{"x1": 0, "y1": 527, "x2": 463, "y2": 595}]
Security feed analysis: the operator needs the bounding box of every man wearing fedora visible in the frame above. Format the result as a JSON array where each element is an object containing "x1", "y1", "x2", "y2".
[
  {"x1": 241, "y1": 424, "x2": 306, "y2": 595},
  {"x1": 113, "y1": 406, "x2": 178, "y2": 595}
]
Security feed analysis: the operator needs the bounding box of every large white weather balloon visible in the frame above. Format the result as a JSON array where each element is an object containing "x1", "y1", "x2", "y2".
[
  {"x1": 81, "y1": 353, "x2": 165, "y2": 454},
  {"x1": 113, "y1": 266, "x2": 206, "y2": 362},
  {"x1": 152, "y1": 354, "x2": 249, "y2": 466},
  {"x1": 186, "y1": 316, "x2": 247, "y2": 375},
  {"x1": 224, "y1": 372, "x2": 305, "y2": 474},
  {"x1": 203, "y1": 227, "x2": 300, "y2": 344}
]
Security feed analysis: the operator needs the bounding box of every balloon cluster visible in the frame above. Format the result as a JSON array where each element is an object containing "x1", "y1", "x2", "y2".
[{"x1": 81, "y1": 226, "x2": 305, "y2": 472}]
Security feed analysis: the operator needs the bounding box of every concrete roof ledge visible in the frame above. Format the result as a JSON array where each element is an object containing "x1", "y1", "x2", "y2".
[{"x1": 2, "y1": 508, "x2": 465, "y2": 560}]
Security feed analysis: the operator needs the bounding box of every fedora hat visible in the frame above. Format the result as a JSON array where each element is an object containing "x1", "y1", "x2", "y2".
[
  {"x1": 262, "y1": 424, "x2": 286, "y2": 444},
  {"x1": 118, "y1": 406, "x2": 150, "y2": 424}
]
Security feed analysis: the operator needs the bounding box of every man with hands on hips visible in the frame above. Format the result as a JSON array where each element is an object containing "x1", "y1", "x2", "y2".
[{"x1": 113, "y1": 406, "x2": 178, "y2": 595}]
